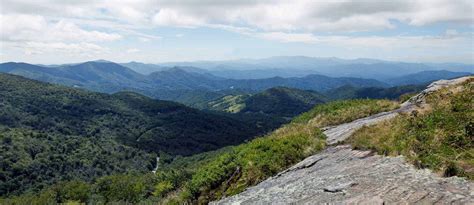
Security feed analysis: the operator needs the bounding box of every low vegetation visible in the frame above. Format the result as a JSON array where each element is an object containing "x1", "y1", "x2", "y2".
[
  {"x1": 348, "y1": 79, "x2": 473, "y2": 179},
  {"x1": 292, "y1": 99, "x2": 400, "y2": 127},
  {"x1": 324, "y1": 84, "x2": 426, "y2": 101},
  {"x1": 207, "y1": 94, "x2": 249, "y2": 113}
]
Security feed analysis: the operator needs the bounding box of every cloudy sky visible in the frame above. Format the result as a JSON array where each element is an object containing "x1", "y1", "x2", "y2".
[{"x1": 0, "y1": 0, "x2": 473, "y2": 64}]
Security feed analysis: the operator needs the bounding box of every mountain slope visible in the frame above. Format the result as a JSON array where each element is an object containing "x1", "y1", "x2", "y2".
[
  {"x1": 120, "y1": 61, "x2": 168, "y2": 74},
  {"x1": 0, "y1": 73, "x2": 265, "y2": 155},
  {"x1": 0, "y1": 62, "x2": 81, "y2": 85},
  {"x1": 0, "y1": 73, "x2": 269, "y2": 196},
  {"x1": 324, "y1": 84, "x2": 426, "y2": 100},
  {"x1": 206, "y1": 87, "x2": 328, "y2": 118},
  {"x1": 147, "y1": 67, "x2": 225, "y2": 90},
  {"x1": 65, "y1": 62, "x2": 148, "y2": 86},
  {"x1": 0, "y1": 61, "x2": 151, "y2": 93}
]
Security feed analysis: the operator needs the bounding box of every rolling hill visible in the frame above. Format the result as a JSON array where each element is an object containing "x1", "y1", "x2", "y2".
[
  {"x1": 324, "y1": 84, "x2": 427, "y2": 101},
  {"x1": 0, "y1": 73, "x2": 267, "y2": 155},
  {"x1": 206, "y1": 87, "x2": 327, "y2": 118}
]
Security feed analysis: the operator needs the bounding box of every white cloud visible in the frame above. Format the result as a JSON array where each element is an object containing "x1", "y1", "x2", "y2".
[
  {"x1": 4, "y1": 0, "x2": 471, "y2": 33},
  {"x1": 0, "y1": 14, "x2": 121, "y2": 42},
  {"x1": 0, "y1": 0, "x2": 472, "y2": 63},
  {"x1": 7, "y1": 41, "x2": 107, "y2": 56},
  {"x1": 147, "y1": 0, "x2": 473, "y2": 32},
  {"x1": 126, "y1": 48, "x2": 140, "y2": 53},
  {"x1": 0, "y1": 13, "x2": 120, "y2": 57},
  {"x1": 256, "y1": 32, "x2": 318, "y2": 43},
  {"x1": 254, "y1": 30, "x2": 471, "y2": 51},
  {"x1": 152, "y1": 8, "x2": 206, "y2": 28},
  {"x1": 138, "y1": 37, "x2": 150, "y2": 42}
]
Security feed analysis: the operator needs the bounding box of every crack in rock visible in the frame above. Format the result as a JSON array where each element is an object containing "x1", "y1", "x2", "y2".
[{"x1": 323, "y1": 181, "x2": 358, "y2": 193}]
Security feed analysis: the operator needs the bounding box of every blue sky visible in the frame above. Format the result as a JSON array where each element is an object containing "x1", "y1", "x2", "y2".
[{"x1": 0, "y1": 0, "x2": 473, "y2": 64}]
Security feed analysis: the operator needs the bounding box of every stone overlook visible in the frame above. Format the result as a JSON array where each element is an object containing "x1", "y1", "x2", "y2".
[{"x1": 213, "y1": 76, "x2": 473, "y2": 204}]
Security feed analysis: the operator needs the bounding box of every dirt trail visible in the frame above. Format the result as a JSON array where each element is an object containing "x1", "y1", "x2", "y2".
[{"x1": 213, "y1": 76, "x2": 473, "y2": 204}]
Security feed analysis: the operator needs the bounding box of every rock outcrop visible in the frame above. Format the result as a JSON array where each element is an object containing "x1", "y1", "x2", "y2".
[{"x1": 213, "y1": 76, "x2": 473, "y2": 204}]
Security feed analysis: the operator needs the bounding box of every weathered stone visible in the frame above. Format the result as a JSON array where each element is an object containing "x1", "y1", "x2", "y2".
[{"x1": 213, "y1": 76, "x2": 473, "y2": 205}]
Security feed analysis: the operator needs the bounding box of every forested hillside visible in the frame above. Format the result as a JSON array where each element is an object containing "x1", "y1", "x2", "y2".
[
  {"x1": 0, "y1": 74, "x2": 270, "y2": 196},
  {"x1": 205, "y1": 87, "x2": 327, "y2": 118}
]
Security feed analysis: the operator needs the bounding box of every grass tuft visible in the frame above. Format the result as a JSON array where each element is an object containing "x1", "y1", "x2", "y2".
[{"x1": 347, "y1": 79, "x2": 473, "y2": 180}]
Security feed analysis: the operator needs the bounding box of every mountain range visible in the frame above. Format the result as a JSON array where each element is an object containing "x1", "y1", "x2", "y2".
[
  {"x1": 2, "y1": 60, "x2": 470, "y2": 92},
  {"x1": 0, "y1": 61, "x2": 386, "y2": 94},
  {"x1": 152, "y1": 56, "x2": 473, "y2": 80}
]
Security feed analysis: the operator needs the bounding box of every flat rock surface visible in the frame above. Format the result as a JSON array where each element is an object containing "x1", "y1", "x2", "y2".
[
  {"x1": 214, "y1": 146, "x2": 472, "y2": 204},
  {"x1": 213, "y1": 77, "x2": 473, "y2": 204}
]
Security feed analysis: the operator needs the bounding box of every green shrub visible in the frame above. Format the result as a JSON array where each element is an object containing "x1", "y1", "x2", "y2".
[
  {"x1": 348, "y1": 80, "x2": 473, "y2": 179},
  {"x1": 292, "y1": 99, "x2": 399, "y2": 127},
  {"x1": 174, "y1": 122, "x2": 326, "y2": 204}
]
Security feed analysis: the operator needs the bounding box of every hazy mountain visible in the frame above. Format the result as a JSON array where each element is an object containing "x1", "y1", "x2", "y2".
[
  {"x1": 0, "y1": 61, "x2": 152, "y2": 93},
  {"x1": 157, "y1": 56, "x2": 474, "y2": 80},
  {"x1": 387, "y1": 70, "x2": 472, "y2": 86},
  {"x1": 5, "y1": 60, "x2": 466, "y2": 108},
  {"x1": 0, "y1": 62, "x2": 81, "y2": 85},
  {"x1": 120, "y1": 61, "x2": 168, "y2": 74},
  {"x1": 319, "y1": 63, "x2": 432, "y2": 80},
  {"x1": 208, "y1": 68, "x2": 321, "y2": 79},
  {"x1": 158, "y1": 56, "x2": 383, "y2": 71},
  {"x1": 0, "y1": 61, "x2": 389, "y2": 96},
  {"x1": 224, "y1": 74, "x2": 388, "y2": 91},
  {"x1": 147, "y1": 67, "x2": 225, "y2": 90}
]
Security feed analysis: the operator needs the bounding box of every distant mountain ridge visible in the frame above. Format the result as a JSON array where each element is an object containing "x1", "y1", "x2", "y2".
[
  {"x1": 387, "y1": 70, "x2": 472, "y2": 86},
  {"x1": 153, "y1": 56, "x2": 473, "y2": 80},
  {"x1": 0, "y1": 61, "x2": 389, "y2": 94},
  {"x1": 1, "y1": 59, "x2": 471, "y2": 107}
]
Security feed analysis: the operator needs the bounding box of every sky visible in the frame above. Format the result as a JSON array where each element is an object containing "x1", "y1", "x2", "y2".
[{"x1": 0, "y1": 0, "x2": 473, "y2": 64}]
